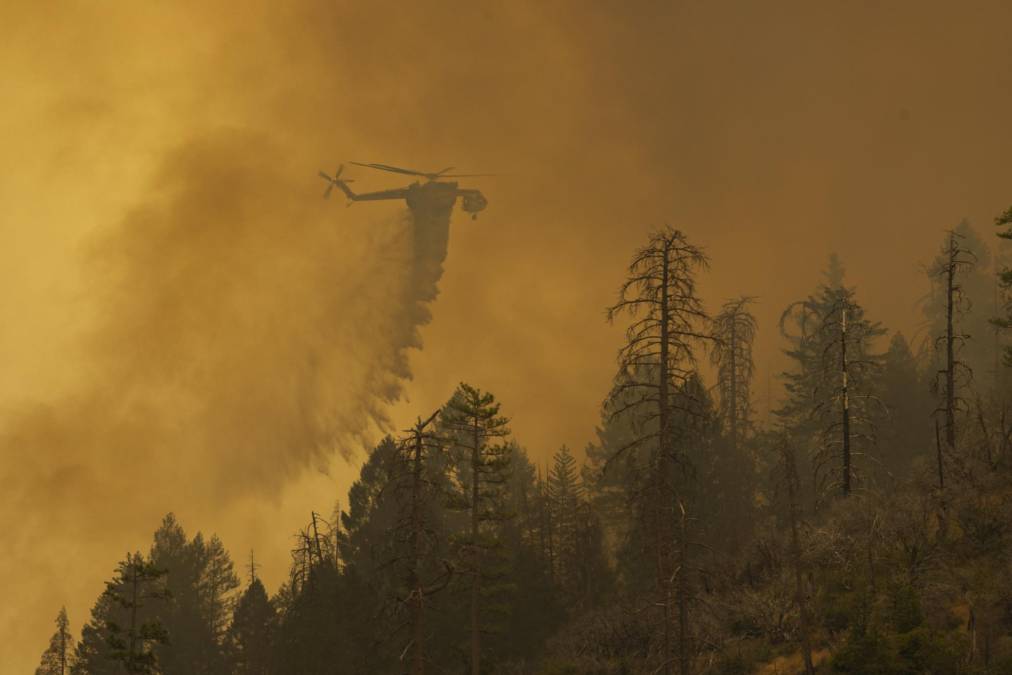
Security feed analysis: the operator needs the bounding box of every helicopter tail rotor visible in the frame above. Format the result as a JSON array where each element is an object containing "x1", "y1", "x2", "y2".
[{"x1": 319, "y1": 165, "x2": 354, "y2": 199}]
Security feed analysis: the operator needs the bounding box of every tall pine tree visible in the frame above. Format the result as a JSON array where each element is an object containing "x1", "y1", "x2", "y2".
[{"x1": 35, "y1": 607, "x2": 74, "y2": 675}]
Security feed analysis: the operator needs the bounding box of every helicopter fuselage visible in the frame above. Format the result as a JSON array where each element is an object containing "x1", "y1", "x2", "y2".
[
  {"x1": 322, "y1": 162, "x2": 488, "y2": 219},
  {"x1": 346, "y1": 180, "x2": 486, "y2": 220}
]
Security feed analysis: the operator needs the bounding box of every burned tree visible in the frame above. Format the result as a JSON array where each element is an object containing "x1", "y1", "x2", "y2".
[
  {"x1": 710, "y1": 296, "x2": 758, "y2": 452},
  {"x1": 994, "y1": 206, "x2": 1012, "y2": 367},
  {"x1": 288, "y1": 512, "x2": 338, "y2": 595},
  {"x1": 605, "y1": 226, "x2": 710, "y2": 675},
  {"x1": 780, "y1": 281, "x2": 883, "y2": 501},
  {"x1": 393, "y1": 410, "x2": 453, "y2": 675},
  {"x1": 929, "y1": 230, "x2": 976, "y2": 480}
]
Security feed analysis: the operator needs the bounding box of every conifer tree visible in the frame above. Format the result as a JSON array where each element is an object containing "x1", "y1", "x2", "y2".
[
  {"x1": 547, "y1": 445, "x2": 585, "y2": 589},
  {"x1": 149, "y1": 514, "x2": 239, "y2": 675},
  {"x1": 36, "y1": 607, "x2": 74, "y2": 675},
  {"x1": 441, "y1": 382, "x2": 512, "y2": 675},
  {"x1": 226, "y1": 576, "x2": 275, "y2": 675},
  {"x1": 101, "y1": 553, "x2": 170, "y2": 675},
  {"x1": 879, "y1": 332, "x2": 933, "y2": 478}
]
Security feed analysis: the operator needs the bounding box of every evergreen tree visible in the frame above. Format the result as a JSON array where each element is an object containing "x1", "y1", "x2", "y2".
[
  {"x1": 226, "y1": 577, "x2": 275, "y2": 675},
  {"x1": 36, "y1": 607, "x2": 74, "y2": 675},
  {"x1": 331, "y1": 437, "x2": 462, "y2": 673},
  {"x1": 878, "y1": 332, "x2": 933, "y2": 479},
  {"x1": 74, "y1": 552, "x2": 170, "y2": 675},
  {"x1": 547, "y1": 445, "x2": 585, "y2": 589},
  {"x1": 441, "y1": 382, "x2": 513, "y2": 675},
  {"x1": 149, "y1": 514, "x2": 239, "y2": 675}
]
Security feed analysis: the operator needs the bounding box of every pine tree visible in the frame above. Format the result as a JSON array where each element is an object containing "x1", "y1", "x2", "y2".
[
  {"x1": 149, "y1": 514, "x2": 239, "y2": 675},
  {"x1": 441, "y1": 382, "x2": 512, "y2": 675},
  {"x1": 879, "y1": 332, "x2": 933, "y2": 479},
  {"x1": 547, "y1": 445, "x2": 585, "y2": 590},
  {"x1": 332, "y1": 436, "x2": 462, "y2": 673},
  {"x1": 36, "y1": 607, "x2": 74, "y2": 675},
  {"x1": 226, "y1": 577, "x2": 275, "y2": 675},
  {"x1": 98, "y1": 553, "x2": 170, "y2": 675},
  {"x1": 202, "y1": 534, "x2": 239, "y2": 651}
]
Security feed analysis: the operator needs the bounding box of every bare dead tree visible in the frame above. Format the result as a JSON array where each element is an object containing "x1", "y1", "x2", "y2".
[
  {"x1": 605, "y1": 226, "x2": 710, "y2": 675},
  {"x1": 710, "y1": 296, "x2": 758, "y2": 453},
  {"x1": 930, "y1": 229, "x2": 976, "y2": 486},
  {"x1": 352, "y1": 416, "x2": 456, "y2": 675},
  {"x1": 810, "y1": 290, "x2": 884, "y2": 498},
  {"x1": 393, "y1": 409, "x2": 451, "y2": 675}
]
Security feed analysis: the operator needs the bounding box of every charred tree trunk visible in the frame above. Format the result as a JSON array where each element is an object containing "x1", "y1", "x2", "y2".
[
  {"x1": 935, "y1": 417, "x2": 945, "y2": 491},
  {"x1": 841, "y1": 306, "x2": 852, "y2": 497},
  {"x1": 729, "y1": 320, "x2": 738, "y2": 454},
  {"x1": 605, "y1": 228, "x2": 709, "y2": 675},
  {"x1": 946, "y1": 234, "x2": 957, "y2": 452},
  {"x1": 410, "y1": 424, "x2": 426, "y2": 675},
  {"x1": 659, "y1": 239, "x2": 674, "y2": 675},
  {"x1": 677, "y1": 502, "x2": 690, "y2": 675}
]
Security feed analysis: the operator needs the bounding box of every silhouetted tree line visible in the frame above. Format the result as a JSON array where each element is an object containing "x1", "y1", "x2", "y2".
[{"x1": 40, "y1": 205, "x2": 1012, "y2": 674}]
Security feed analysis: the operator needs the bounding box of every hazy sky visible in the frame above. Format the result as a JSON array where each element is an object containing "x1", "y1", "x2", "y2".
[{"x1": 2, "y1": 1, "x2": 1011, "y2": 669}]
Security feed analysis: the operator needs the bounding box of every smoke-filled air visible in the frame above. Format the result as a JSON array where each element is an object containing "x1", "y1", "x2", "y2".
[{"x1": 4, "y1": 1, "x2": 1012, "y2": 674}]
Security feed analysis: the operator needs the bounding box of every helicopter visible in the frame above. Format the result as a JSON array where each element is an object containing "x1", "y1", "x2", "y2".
[{"x1": 318, "y1": 162, "x2": 490, "y2": 220}]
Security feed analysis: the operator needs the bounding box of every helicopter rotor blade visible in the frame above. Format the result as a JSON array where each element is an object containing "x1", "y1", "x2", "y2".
[
  {"x1": 323, "y1": 183, "x2": 334, "y2": 199},
  {"x1": 438, "y1": 173, "x2": 496, "y2": 178},
  {"x1": 319, "y1": 170, "x2": 334, "y2": 181},
  {"x1": 350, "y1": 161, "x2": 428, "y2": 178}
]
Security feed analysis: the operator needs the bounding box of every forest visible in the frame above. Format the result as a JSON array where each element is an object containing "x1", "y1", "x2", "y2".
[{"x1": 33, "y1": 205, "x2": 1012, "y2": 675}]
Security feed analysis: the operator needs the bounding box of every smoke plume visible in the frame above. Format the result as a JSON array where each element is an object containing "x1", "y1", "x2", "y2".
[{"x1": 0, "y1": 128, "x2": 452, "y2": 659}]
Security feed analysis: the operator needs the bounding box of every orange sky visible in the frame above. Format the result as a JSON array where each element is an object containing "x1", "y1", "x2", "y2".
[{"x1": 2, "y1": 1, "x2": 1012, "y2": 670}]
